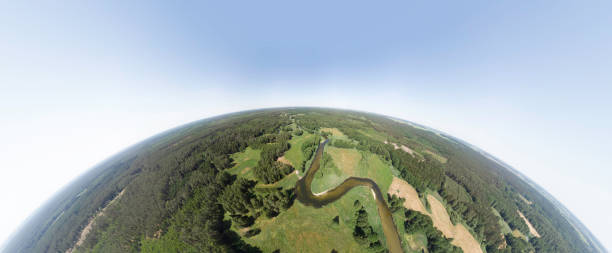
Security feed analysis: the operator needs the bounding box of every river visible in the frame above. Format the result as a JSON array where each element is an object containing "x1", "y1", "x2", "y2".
[{"x1": 295, "y1": 139, "x2": 403, "y2": 253}]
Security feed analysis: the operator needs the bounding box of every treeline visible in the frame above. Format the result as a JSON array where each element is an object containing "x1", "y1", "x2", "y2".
[
  {"x1": 331, "y1": 139, "x2": 356, "y2": 149},
  {"x1": 403, "y1": 209, "x2": 463, "y2": 253},
  {"x1": 299, "y1": 135, "x2": 321, "y2": 172},
  {"x1": 219, "y1": 177, "x2": 295, "y2": 227}
]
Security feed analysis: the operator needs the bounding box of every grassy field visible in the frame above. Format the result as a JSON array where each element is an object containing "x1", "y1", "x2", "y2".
[
  {"x1": 227, "y1": 147, "x2": 261, "y2": 180},
  {"x1": 238, "y1": 140, "x2": 399, "y2": 252},
  {"x1": 491, "y1": 207, "x2": 513, "y2": 234},
  {"x1": 310, "y1": 146, "x2": 396, "y2": 250},
  {"x1": 314, "y1": 147, "x2": 393, "y2": 194},
  {"x1": 239, "y1": 194, "x2": 369, "y2": 252},
  {"x1": 358, "y1": 128, "x2": 388, "y2": 142},
  {"x1": 284, "y1": 133, "x2": 315, "y2": 170},
  {"x1": 320, "y1": 127, "x2": 346, "y2": 138},
  {"x1": 423, "y1": 149, "x2": 448, "y2": 163},
  {"x1": 405, "y1": 233, "x2": 428, "y2": 252}
]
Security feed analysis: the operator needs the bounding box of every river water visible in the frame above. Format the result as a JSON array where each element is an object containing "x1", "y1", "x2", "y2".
[{"x1": 295, "y1": 139, "x2": 403, "y2": 253}]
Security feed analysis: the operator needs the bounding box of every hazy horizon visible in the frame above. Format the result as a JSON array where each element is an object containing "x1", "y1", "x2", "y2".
[{"x1": 1, "y1": 0, "x2": 611, "y2": 249}]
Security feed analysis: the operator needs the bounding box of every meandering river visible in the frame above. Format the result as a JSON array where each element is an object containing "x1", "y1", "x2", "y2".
[{"x1": 295, "y1": 139, "x2": 403, "y2": 253}]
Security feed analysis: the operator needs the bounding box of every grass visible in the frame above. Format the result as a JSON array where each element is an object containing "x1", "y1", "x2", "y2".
[
  {"x1": 491, "y1": 207, "x2": 513, "y2": 235},
  {"x1": 227, "y1": 129, "x2": 405, "y2": 252},
  {"x1": 255, "y1": 172, "x2": 299, "y2": 190},
  {"x1": 405, "y1": 233, "x2": 428, "y2": 253},
  {"x1": 423, "y1": 150, "x2": 448, "y2": 163},
  {"x1": 358, "y1": 128, "x2": 388, "y2": 142},
  {"x1": 241, "y1": 144, "x2": 398, "y2": 252},
  {"x1": 227, "y1": 147, "x2": 261, "y2": 180},
  {"x1": 284, "y1": 133, "x2": 315, "y2": 170},
  {"x1": 320, "y1": 127, "x2": 346, "y2": 138},
  {"x1": 239, "y1": 192, "x2": 372, "y2": 252},
  {"x1": 310, "y1": 146, "x2": 396, "y2": 249}
]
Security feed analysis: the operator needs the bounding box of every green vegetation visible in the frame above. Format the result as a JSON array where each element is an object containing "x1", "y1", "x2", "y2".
[
  {"x1": 227, "y1": 147, "x2": 261, "y2": 179},
  {"x1": 284, "y1": 133, "x2": 320, "y2": 172},
  {"x1": 403, "y1": 209, "x2": 462, "y2": 253},
  {"x1": 352, "y1": 202, "x2": 385, "y2": 252},
  {"x1": 387, "y1": 194, "x2": 405, "y2": 213},
  {"x1": 6, "y1": 108, "x2": 599, "y2": 253}
]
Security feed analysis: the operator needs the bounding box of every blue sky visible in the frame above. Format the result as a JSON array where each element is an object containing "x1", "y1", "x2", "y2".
[{"x1": 1, "y1": 0, "x2": 611, "y2": 249}]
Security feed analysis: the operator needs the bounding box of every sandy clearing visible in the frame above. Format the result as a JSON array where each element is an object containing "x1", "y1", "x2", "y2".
[
  {"x1": 518, "y1": 194, "x2": 533, "y2": 205},
  {"x1": 387, "y1": 177, "x2": 426, "y2": 213},
  {"x1": 426, "y1": 195, "x2": 454, "y2": 236},
  {"x1": 517, "y1": 210, "x2": 540, "y2": 237},
  {"x1": 277, "y1": 156, "x2": 293, "y2": 166},
  {"x1": 66, "y1": 188, "x2": 126, "y2": 253},
  {"x1": 388, "y1": 177, "x2": 483, "y2": 253},
  {"x1": 384, "y1": 141, "x2": 415, "y2": 156}
]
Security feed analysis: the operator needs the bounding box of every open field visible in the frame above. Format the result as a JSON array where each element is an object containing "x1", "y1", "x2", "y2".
[
  {"x1": 388, "y1": 177, "x2": 483, "y2": 253},
  {"x1": 405, "y1": 233, "x2": 428, "y2": 252},
  {"x1": 320, "y1": 127, "x2": 345, "y2": 137},
  {"x1": 249, "y1": 144, "x2": 398, "y2": 252},
  {"x1": 388, "y1": 177, "x2": 426, "y2": 213},
  {"x1": 239, "y1": 200, "x2": 366, "y2": 252},
  {"x1": 284, "y1": 133, "x2": 315, "y2": 169},
  {"x1": 385, "y1": 140, "x2": 416, "y2": 156},
  {"x1": 423, "y1": 149, "x2": 447, "y2": 163},
  {"x1": 228, "y1": 147, "x2": 261, "y2": 180}
]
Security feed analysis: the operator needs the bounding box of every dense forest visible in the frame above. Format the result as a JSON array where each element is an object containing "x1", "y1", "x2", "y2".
[{"x1": 3, "y1": 108, "x2": 600, "y2": 253}]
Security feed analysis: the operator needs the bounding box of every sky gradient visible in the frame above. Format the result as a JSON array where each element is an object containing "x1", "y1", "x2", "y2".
[{"x1": 1, "y1": 0, "x2": 611, "y2": 249}]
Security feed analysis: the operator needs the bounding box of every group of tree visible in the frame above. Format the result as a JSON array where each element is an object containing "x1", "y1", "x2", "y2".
[
  {"x1": 352, "y1": 200, "x2": 385, "y2": 253},
  {"x1": 299, "y1": 135, "x2": 321, "y2": 171},
  {"x1": 253, "y1": 133, "x2": 294, "y2": 184},
  {"x1": 403, "y1": 209, "x2": 463, "y2": 253},
  {"x1": 386, "y1": 194, "x2": 405, "y2": 213},
  {"x1": 331, "y1": 139, "x2": 356, "y2": 149}
]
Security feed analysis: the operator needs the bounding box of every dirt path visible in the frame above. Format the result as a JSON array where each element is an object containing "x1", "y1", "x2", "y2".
[
  {"x1": 517, "y1": 210, "x2": 540, "y2": 237},
  {"x1": 66, "y1": 188, "x2": 126, "y2": 253}
]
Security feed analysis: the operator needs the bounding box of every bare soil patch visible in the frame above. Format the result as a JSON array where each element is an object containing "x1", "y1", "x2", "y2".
[
  {"x1": 384, "y1": 141, "x2": 415, "y2": 156},
  {"x1": 517, "y1": 210, "x2": 540, "y2": 237},
  {"x1": 388, "y1": 177, "x2": 483, "y2": 253},
  {"x1": 277, "y1": 156, "x2": 293, "y2": 166},
  {"x1": 66, "y1": 188, "x2": 126, "y2": 253},
  {"x1": 388, "y1": 177, "x2": 426, "y2": 213},
  {"x1": 518, "y1": 194, "x2": 533, "y2": 205}
]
